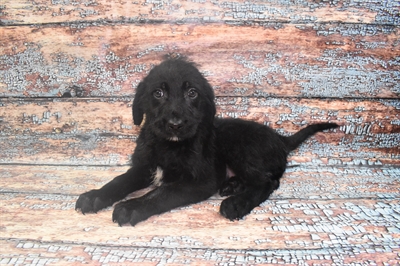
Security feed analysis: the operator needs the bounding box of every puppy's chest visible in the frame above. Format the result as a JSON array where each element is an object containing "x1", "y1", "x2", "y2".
[
  {"x1": 151, "y1": 166, "x2": 164, "y2": 186},
  {"x1": 150, "y1": 164, "x2": 190, "y2": 186},
  {"x1": 151, "y1": 148, "x2": 200, "y2": 186}
]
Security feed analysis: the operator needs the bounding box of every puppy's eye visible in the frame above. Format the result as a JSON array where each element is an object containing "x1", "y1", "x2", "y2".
[
  {"x1": 153, "y1": 89, "x2": 164, "y2": 99},
  {"x1": 187, "y1": 88, "x2": 198, "y2": 99}
]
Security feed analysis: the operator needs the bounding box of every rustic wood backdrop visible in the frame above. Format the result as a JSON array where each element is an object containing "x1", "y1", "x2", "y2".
[{"x1": 0, "y1": 0, "x2": 399, "y2": 265}]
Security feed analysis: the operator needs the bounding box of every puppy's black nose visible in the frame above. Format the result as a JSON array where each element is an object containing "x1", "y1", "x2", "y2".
[{"x1": 168, "y1": 119, "x2": 183, "y2": 131}]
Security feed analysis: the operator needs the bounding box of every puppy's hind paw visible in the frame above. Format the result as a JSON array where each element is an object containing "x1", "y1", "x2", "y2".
[
  {"x1": 219, "y1": 196, "x2": 253, "y2": 221},
  {"x1": 219, "y1": 176, "x2": 245, "y2": 197}
]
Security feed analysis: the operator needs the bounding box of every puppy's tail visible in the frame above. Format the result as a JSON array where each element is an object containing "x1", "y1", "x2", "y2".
[{"x1": 283, "y1": 123, "x2": 338, "y2": 151}]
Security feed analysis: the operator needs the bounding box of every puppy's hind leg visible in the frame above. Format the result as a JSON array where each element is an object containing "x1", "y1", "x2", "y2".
[
  {"x1": 219, "y1": 176, "x2": 246, "y2": 197},
  {"x1": 219, "y1": 177, "x2": 280, "y2": 221}
]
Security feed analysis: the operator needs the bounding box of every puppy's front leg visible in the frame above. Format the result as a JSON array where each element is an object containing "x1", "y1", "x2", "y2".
[
  {"x1": 75, "y1": 166, "x2": 152, "y2": 214},
  {"x1": 112, "y1": 181, "x2": 216, "y2": 226}
]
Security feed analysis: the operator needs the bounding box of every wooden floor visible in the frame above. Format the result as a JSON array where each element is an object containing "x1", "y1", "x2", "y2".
[
  {"x1": 1, "y1": 0, "x2": 399, "y2": 264},
  {"x1": 1, "y1": 164, "x2": 399, "y2": 265}
]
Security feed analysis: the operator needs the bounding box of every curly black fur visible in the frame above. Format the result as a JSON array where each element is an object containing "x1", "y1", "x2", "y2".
[{"x1": 75, "y1": 58, "x2": 338, "y2": 226}]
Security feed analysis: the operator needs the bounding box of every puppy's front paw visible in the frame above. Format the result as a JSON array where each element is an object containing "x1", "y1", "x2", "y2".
[
  {"x1": 220, "y1": 196, "x2": 253, "y2": 221},
  {"x1": 112, "y1": 200, "x2": 147, "y2": 226},
  {"x1": 75, "y1": 190, "x2": 113, "y2": 214}
]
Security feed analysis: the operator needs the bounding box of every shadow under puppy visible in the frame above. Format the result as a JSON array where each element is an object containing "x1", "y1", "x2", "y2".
[{"x1": 76, "y1": 58, "x2": 338, "y2": 226}]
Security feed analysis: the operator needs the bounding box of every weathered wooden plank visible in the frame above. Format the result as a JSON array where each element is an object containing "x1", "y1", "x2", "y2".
[
  {"x1": 1, "y1": 238, "x2": 399, "y2": 265},
  {"x1": 0, "y1": 134, "x2": 136, "y2": 165},
  {"x1": 0, "y1": 240, "x2": 90, "y2": 266},
  {"x1": 1, "y1": 23, "x2": 398, "y2": 98},
  {"x1": 0, "y1": 98, "x2": 137, "y2": 136},
  {"x1": 2, "y1": 98, "x2": 398, "y2": 136},
  {"x1": 1, "y1": 193, "x2": 399, "y2": 256},
  {"x1": 3, "y1": 0, "x2": 396, "y2": 25},
  {"x1": 1, "y1": 97, "x2": 398, "y2": 165},
  {"x1": 0, "y1": 165, "x2": 128, "y2": 195},
  {"x1": 1, "y1": 165, "x2": 399, "y2": 200}
]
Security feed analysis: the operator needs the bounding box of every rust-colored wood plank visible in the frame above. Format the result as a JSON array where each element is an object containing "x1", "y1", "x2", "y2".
[
  {"x1": 1, "y1": 238, "x2": 399, "y2": 265},
  {"x1": 2, "y1": 0, "x2": 391, "y2": 25},
  {"x1": 1, "y1": 23, "x2": 398, "y2": 98},
  {"x1": 0, "y1": 97, "x2": 398, "y2": 166},
  {"x1": 0, "y1": 165, "x2": 399, "y2": 200},
  {"x1": 1, "y1": 193, "x2": 399, "y2": 261}
]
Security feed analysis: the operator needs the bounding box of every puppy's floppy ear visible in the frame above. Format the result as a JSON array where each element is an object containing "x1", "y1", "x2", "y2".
[{"x1": 132, "y1": 82, "x2": 146, "y2": 126}]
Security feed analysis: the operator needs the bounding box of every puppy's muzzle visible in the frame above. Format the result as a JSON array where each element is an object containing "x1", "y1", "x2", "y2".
[
  {"x1": 166, "y1": 118, "x2": 184, "y2": 141},
  {"x1": 168, "y1": 119, "x2": 183, "y2": 132}
]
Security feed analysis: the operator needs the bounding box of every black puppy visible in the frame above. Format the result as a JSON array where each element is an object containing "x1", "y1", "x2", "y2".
[{"x1": 75, "y1": 58, "x2": 338, "y2": 225}]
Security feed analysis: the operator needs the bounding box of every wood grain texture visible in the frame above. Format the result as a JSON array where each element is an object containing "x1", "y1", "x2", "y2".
[
  {"x1": 0, "y1": 165, "x2": 399, "y2": 200},
  {"x1": 1, "y1": 98, "x2": 399, "y2": 165},
  {"x1": 3, "y1": 0, "x2": 396, "y2": 25},
  {"x1": 1, "y1": 238, "x2": 399, "y2": 265},
  {"x1": 1, "y1": 23, "x2": 398, "y2": 98},
  {"x1": 1, "y1": 192, "x2": 399, "y2": 264},
  {"x1": 2, "y1": 238, "x2": 399, "y2": 266},
  {"x1": 1, "y1": 1, "x2": 399, "y2": 264}
]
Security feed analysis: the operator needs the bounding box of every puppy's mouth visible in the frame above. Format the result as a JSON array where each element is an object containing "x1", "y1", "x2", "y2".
[
  {"x1": 165, "y1": 126, "x2": 196, "y2": 142},
  {"x1": 168, "y1": 136, "x2": 180, "y2": 142}
]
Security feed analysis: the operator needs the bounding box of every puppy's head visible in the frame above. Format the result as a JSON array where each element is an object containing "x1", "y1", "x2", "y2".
[{"x1": 132, "y1": 58, "x2": 216, "y2": 142}]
